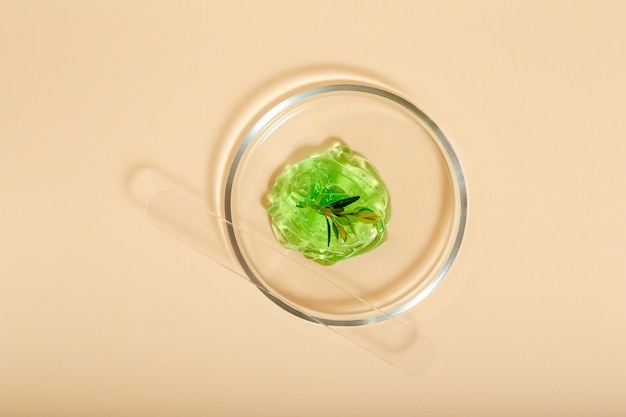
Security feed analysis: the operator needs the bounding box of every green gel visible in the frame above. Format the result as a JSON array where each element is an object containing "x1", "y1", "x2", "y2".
[{"x1": 267, "y1": 144, "x2": 390, "y2": 265}]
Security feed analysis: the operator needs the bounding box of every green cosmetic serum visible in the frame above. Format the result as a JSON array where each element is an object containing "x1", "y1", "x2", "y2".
[{"x1": 267, "y1": 144, "x2": 390, "y2": 265}]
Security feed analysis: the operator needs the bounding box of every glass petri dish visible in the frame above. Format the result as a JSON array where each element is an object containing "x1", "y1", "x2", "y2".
[{"x1": 224, "y1": 82, "x2": 466, "y2": 326}]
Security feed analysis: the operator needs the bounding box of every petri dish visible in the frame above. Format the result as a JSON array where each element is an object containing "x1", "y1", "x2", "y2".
[{"x1": 224, "y1": 82, "x2": 466, "y2": 326}]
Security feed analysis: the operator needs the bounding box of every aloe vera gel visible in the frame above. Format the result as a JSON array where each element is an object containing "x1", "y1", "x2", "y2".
[{"x1": 267, "y1": 144, "x2": 390, "y2": 265}]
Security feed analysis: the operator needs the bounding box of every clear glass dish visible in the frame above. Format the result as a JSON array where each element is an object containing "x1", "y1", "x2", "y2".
[{"x1": 224, "y1": 82, "x2": 467, "y2": 326}]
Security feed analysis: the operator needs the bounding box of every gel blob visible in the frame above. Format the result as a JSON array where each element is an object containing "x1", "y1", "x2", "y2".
[{"x1": 267, "y1": 144, "x2": 391, "y2": 265}]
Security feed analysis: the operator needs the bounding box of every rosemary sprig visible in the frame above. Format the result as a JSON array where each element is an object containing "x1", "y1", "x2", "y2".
[{"x1": 297, "y1": 195, "x2": 381, "y2": 246}]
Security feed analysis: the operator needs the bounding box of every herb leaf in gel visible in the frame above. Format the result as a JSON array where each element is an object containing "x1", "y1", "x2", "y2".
[{"x1": 297, "y1": 196, "x2": 381, "y2": 246}]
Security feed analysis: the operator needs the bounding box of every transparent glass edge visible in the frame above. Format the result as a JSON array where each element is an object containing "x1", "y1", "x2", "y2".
[
  {"x1": 225, "y1": 83, "x2": 468, "y2": 324},
  {"x1": 145, "y1": 188, "x2": 438, "y2": 376}
]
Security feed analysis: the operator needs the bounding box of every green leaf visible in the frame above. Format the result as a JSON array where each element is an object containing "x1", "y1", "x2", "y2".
[
  {"x1": 335, "y1": 216, "x2": 352, "y2": 226},
  {"x1": 354, "y1": 209, "x2": 380, "y2": 224},
  {"x1": 324, "y1": 215, "x2": 331, "y2": 246},
  {"x1": 297, "y1": 194, "x2": 379, "y2": 245},
  {"x1": 349, "y1": 221, "x2": 356, "y2": 236},
  {"x1": 328, "y1": 196, "x2": 360, "y2": 209},
  {"x1": 335, "y1": 221, "x2": 348, "y2": 242}
]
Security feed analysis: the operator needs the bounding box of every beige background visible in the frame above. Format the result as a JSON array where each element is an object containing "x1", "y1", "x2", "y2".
[{"x1": 2, "y1": 1, "x2": 625, "y2": 416}]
